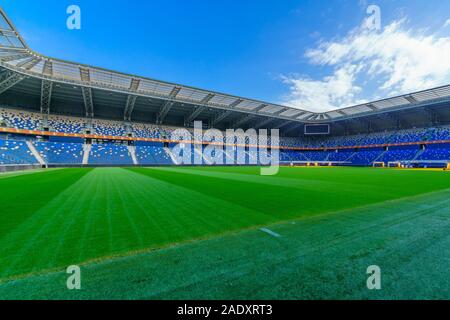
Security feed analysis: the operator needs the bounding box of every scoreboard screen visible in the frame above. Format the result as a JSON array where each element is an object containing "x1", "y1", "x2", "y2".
[{"x1": 304, "y1": 124, "x2": 330, "y2": 135}]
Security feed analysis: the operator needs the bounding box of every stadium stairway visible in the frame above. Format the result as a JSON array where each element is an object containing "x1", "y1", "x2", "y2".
[
  {"x1": 373, "y1": 150, "x2": 388, "y2": 163},
  {"x1": 164, "y1": 147, "x2": 179, "y2": 165},
  {"x1": 83, "y1": 144, "x2": 91, "y2": 165},
  {"x1": 412, "y1": 148, "x2": 425, "y2": 161},
  {"x1": 26, "y1": 141, "x2": 46, "y2": 165},
  {"x1": 128, "y1": 145, "x2": 138, "y2": 165}
]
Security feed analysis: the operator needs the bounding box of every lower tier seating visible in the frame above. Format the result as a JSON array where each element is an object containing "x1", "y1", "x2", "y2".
[
  {"x1": 89, "y1": 144, "x2": 133, "y2": 165},
  {"x1": 34, "y1": 142, "x2": 84, "y2": 164},
  {"x1": 0, "y1": 140, "x2": 37, "y2": 165}
]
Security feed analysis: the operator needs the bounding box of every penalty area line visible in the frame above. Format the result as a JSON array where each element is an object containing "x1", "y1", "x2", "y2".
[{"x1": 259, "y1": 228, "x2": 281, "y2": 238}]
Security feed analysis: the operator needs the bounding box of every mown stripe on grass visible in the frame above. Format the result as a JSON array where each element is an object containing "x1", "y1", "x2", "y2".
[
  {"x1": 0, "y1": 168, "x2": 92, "y2": 234},
  {"x1": 0, "y1": 188, "x2": 449, "y2": 300},
  {"x1": 0, "y1": 167, "x2": 275, "y2": 280}
]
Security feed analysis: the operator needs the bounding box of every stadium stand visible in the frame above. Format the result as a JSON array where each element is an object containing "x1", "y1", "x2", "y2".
[
  {"x1": 48, "y1": 115, "x2": 85, "y2": 134},
  {"x1": 93, "y1": 119, "x2": 126, "y2": 137},
  {"x1": 418, "y1": 143, "x2": 450, "y2": 161},
  {"x1": 0, "y1": 108, "x2": 42, "y2": 131},
  {"x1": 132, "y1": 123, "x2": 174, "y2": 139},
  {"x1": 0, "y1": 5, "x2": 449, "y2": 170},
  {"x1": 89, "y1": 144, "x2": 134, "y2": 165},
  {"x1": 135, "y1": 145, "x2": 172, "y2": 165},
  {"x1": 0, "y1": 107, "x2": 449, "y2": 167},
  {"x1": 378, "y1": 146, "x2": 420, "y2": 163},
  {"x1": 34, "y1": 141, "x2": 84, "y2": 165},
  {"x1": 0, "y1": 139, "x2": 38, "y2": 165}
]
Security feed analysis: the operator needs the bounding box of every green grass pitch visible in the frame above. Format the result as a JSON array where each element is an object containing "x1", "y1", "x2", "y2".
[{"x1": 0, "y1": 166, "x2": 449, "y2": 299}]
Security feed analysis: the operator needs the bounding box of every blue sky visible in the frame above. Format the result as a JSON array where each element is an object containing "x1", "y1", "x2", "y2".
[{"x1": 2, "y1": 0, "x2": 450, "y2": 111}]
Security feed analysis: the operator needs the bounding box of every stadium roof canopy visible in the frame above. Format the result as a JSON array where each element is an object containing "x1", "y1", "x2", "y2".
[{"x1": 1, "y1": 7, "x2": 450, "y2": 135}]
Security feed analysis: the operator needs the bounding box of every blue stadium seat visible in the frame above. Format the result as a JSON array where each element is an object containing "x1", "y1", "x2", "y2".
[
  {"x1": 34, "y1": 141, "x2": 84, "y2": 164},
  {"x1": 0, "y1": 139, "x2": 38, "y2": 165},
  {"x1": 135, "y1": 146, "x2": 172, "y2": 164},
  {"x1": 89, "y1": 144, "x2": 133, "y2": 165}
]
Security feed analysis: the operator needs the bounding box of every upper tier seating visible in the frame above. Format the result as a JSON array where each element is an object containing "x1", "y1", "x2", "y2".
[
  {"x1": 132, "y1": 123, "x2": 175, "y2": 139},
  {"x1": 0, "y1": 108, "x2": 42, "y2": 130},
  {"x1": 0, "y1": 139, "x2": 37, "y2": 165},
  {"x1": 48, "y1": 115, "x2": 85, "y2": 134},
  {"x1": 93, "y1": 119, "x2": 126, "y2": 137}
]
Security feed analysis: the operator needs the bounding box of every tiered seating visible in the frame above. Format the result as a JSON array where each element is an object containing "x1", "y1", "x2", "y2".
[
  {"x1": 48, "y1": 115, "x2": 85, "y2": 134},
  {"x1": 328, "y1": 150, "x2": 355, "y2": 162},
  {"x1": 379, "y1": 146, "x2": 419, "y2": 163},
  {"x1": 89, "y1": 144, "x2": 133, "y2": 165},
  {"x1": 0, "y1": 108, "x2": 41, "y2": 130},
  {"x1": 135, "y1": 146, "x2": 172, "y2": 164},
  {"x1": 93, "y1": 119, "x2": 126, "y2": 136},
  {"x1": 0, "y1": 107, "x2": 449, "y2": 168},
  {"x1": 281, "y1": 126, "x2": 450, "y2": 148},
  {"x1": 132, "y1": 123, "x2": 175, "y2": 139},
  {"x1": 429, "y1": 127, "x2": 450, "y2": 141},
  {"x1": 1, "y1": 107, "x2": 450, "y2": 149},
  {"x1": 0, "y1": 139, "x2": 37, "y2": 165},
  {"x1": 418, "y1": 144, "x2": 450, "y2": 161},
  {"x1": 389, "y1": 128, "x2": 429, "y2": 144},
  {"x1": 34, "y1": 141, "x2": 84, "y2": 164},
  {"x1": 349, "y1": 149, "x2": 384, "y2": 165},
  {"x1": 302, "y1": 151, "x2": 330, "y2": 161}
]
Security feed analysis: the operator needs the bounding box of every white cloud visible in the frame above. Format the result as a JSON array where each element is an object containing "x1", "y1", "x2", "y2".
[
  {"x1": 282, "y1": 65, "x2": 366, "y2": 112},
  {"x1": 283, "y1": 20, "x2": 450, "y2": 111},
  {"x1": 444, "y1": 19, "x2": 450, "y2": 28}
]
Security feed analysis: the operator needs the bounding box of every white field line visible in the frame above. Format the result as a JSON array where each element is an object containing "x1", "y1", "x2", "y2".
[{"x1": 259, "y1": 228, "x2": 281, "y2": 238}]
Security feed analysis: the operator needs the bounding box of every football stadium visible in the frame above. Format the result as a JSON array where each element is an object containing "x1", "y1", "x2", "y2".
[{"x1": 0, "y1": 5, "x2": 449, "y2": 301}]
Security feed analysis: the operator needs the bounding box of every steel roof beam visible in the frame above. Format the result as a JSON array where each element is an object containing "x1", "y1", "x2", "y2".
[
  {"x1": 16, "y1": 57, "x2": 41, "y2": 70},
  {"x1": 0, "y1": 46, "x2": 27, "y2": 52},
  {"x1": 169, "y1": 86, "x2": 181, "y2": 98},
  {"x1": 233, "y1": 114, "x2": 256, "y2": 128},
  {"x1": 40, "y1": 79, "x2": 53, "y2": 114},
  {"x1": 0, "y1": 70, "x2": 26, "y2": 95},
  {"x1": 405, "y1": 95, "x2": 418, "y2": 104},
  {"x1": 210, "y1": 110, "x2": 234, "y2": 127},
  {"x1": 3, "y1": 8, "x2": 450, "y2": 126},
  {"x1": 228, "y1": 98, "x2": 243, "y2": 109},
  {"x1": 124, "y1": 95, "x2": 137, "y2": 121},
  {"x1": 254, "y1": 117, "x2": 277, "y2": 129},
  {"x1": 200, "y1": 93, "x2": 215, "y2": 104},
  {"x1": 79, "y1": 67, "x2": 90, "y2": 82},
  {"x1": 157, "y1": 100, "x2": 174, "y2": 124},
  {"x1": 0, "y1": 53, "x2": 30, "y2": 62},
  {"x1": 129, "y1": 78, "x2": 140, "y2": 92},
  {"x1": 366, "y1": 104, "x2": 378, "y2": 111},
  {"x1": 184, "y1": 106, "x2": 206, "y2": 126},
  {"x1": 43, "y1": 60, "x2": 53, "y2": 76},
  {"x1": 81, "y1": 86, "x2": 94, "y2": 117}
]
